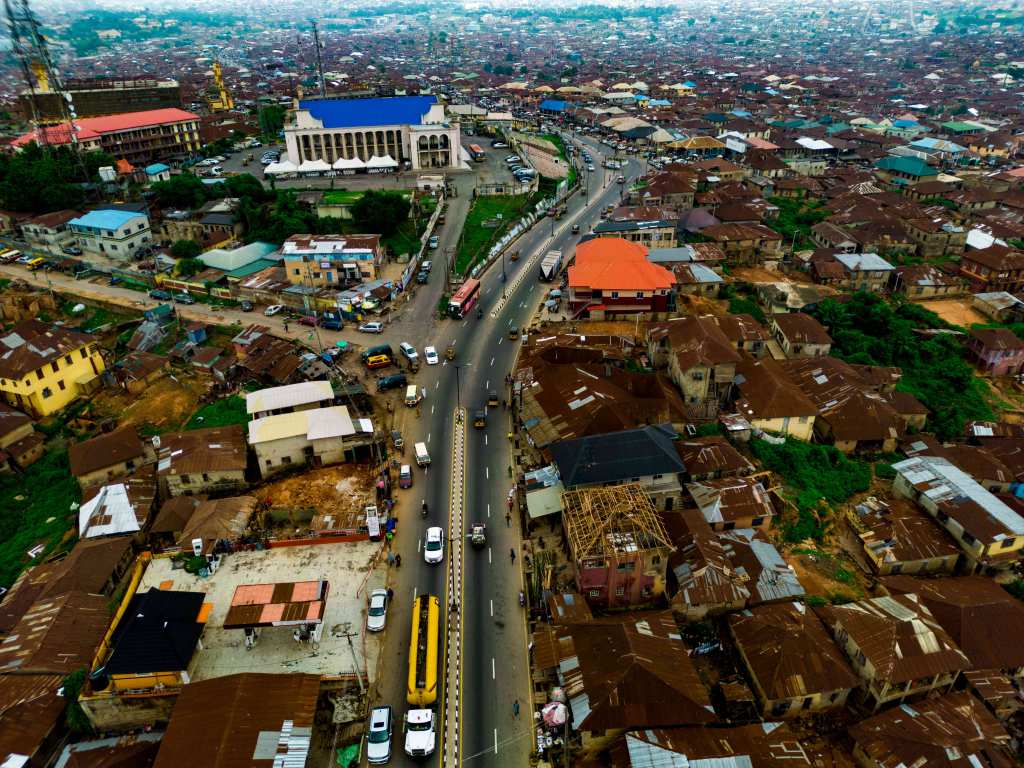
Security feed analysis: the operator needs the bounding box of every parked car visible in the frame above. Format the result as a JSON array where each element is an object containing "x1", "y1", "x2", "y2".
[
  {"x1": 421, "y1": 260, "x2": 432, "y2": 272},
  {"x1": 399, "y1": 342, "x2": 418, "y2": 362},
  {"x1": 299, "y1": 314, "x2": 318, "y2": 327},
  {"x1": 415, "y1": 270, "x2": 429, "y2": 284},
  {"x1": 239, "y1": 300, "x2": 254, "y2": 312},
  {"x1": 424, "y1": 346, "x2": 439, "y2": 365},
  {"x1": 62, "y1": 246, "x2": 83, "y2": 256},
  {"x1": 264, "y1": 304, "x2": 285, "y2": 316},
  {"x1": 149, "y1": 289, "x2": 172, "y2": 300},
  {"x1": 359, "y1": 321, "x2": 384, "y2": 334},
  {"x1": 366, "y1": 705, "x2": 393, "y2": 765},
  {"x1": 378, "y1": 373, "x2": 407, "y2": 391},
  {"x1": 399, "y1": 464, "x2": 413, "y2": 489},
  {"x1": 366, "y1": 589, "x2": 389, "y2": 633},
  {"x1": 173, "y1": 293, "x2": 196, "y2": 305},
  {"x1": 424, "y1": 526, "x2": 445, "y2": 564},
  {"x1": 428, "y1": 235, "x2": 439, "y2": 250}
]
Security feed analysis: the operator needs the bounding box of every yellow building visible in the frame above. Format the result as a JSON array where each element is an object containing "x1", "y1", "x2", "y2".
[{"x1": 0, "y1": 319, "x2": 105, "y2": 418}]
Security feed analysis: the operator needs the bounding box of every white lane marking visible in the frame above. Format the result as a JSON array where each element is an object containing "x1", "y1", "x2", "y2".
[
  {"x1": 494, "y1": 729, "x2": 498, "y2": 755},
  {"x1": 498, "y1": 336, "x2": 503, "y2": 345},
  {"x1": 487, "y1": 503, "x2": 491, "y2": 518},
  {"x1": 490, "y1": 357, "x2": 495, "y2": 367},
  {"x1": 450, "y1": 338, "x2": 457, "y2": 346},
  {"x1": 485, "y1": 434, "x2": 488, "y2": 446},
  {"x1": 507, "y1": 319, "x2": 513, "y2": 326},
  {"x1": 485, "y1": 466, "x2": 489, "y2": 479},
  {"x1": 492, "y1": 658, "x2": 496, "y2": 680},
  {"x1": 427, "y1": 432, "x2": 431, "y2": 443},
  {"x1": 417, "y1": 538, "x2": 422, "y2": 553},
  {"x1": 486, "y1": 380, "x2": 490, "y2": 389},
  {"x1": 490, "y1": 599, "x2": 494, "y2": 617},
  {"x1": 413, "y1": 586, "x2": 418, "y2": 600},
  {"x1": 488, "y1": 547, "x2": 492, "y2": 564},
  {"x1": 435, "y1": 380, "x2": 440, "y2": 389},
  {"x1": 431, "y1": 404, "x2": 435, "y2": 415}
]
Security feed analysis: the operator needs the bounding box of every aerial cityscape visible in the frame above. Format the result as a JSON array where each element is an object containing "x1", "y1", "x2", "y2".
[{"x1": 0, "y1": 0, "x2": 1023, "y2": 766}]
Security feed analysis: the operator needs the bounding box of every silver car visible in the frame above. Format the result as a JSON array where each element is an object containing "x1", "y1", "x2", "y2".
[{"x1": 367, "y1": 588, "x2": 388, "y2": 632}]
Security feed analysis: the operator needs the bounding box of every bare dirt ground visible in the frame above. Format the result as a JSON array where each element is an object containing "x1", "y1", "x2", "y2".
[
  {"x1": 919, "y1": 297, "x2": 988, "y2": 328},
  {"x1": 259, "y1": 465, "x2": 377, "y2": 518},
  {"x1": 983, "y1": 378, "x2": 1024, "y2": 423},
  {"x1": 517, "y1": 138, "x2": 570, "y2": 180},
  {"x1": 88, "y1": 374, "x2": 210, "y2": 431},
  {"x1": 785, "y1": 543, "x2": 868, "y2": 603},
  {"x1": 729, "y1": 266, "x2": 789, "y2": 283}
]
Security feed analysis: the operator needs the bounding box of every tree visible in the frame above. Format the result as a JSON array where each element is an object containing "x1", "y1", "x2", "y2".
[
  {"x1": 175, "y1": 257, "x2": 204, "y2": 277},
  {"x1": 351, "y1": 190, "x2": 411, "y2": 236},
  {"x1": 151, "y1": 174, "x2": 208, "y2": 209},
  {"x1": 258, "y1": 104, "x2": 286, "y2": 138},
  {"x1": 170, "y1": 239, "x2": 202, "y2": 260},
  {"x1": 62, "y1": 670, "x2": 93, "y2": 735}
]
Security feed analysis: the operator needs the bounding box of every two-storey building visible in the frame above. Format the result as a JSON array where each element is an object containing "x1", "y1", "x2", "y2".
[
  {"x1": 281, "y1": 234, "x2": 386, "y2": 284},
  {"x1": 69, "y1": 208, "x2": 151, "y2": 259}
]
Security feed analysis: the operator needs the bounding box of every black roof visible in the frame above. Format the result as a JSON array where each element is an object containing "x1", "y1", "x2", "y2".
[
  {"x1": 549, "y1": 424, "x2": 684, "y2": 487},
  {"x1": 106, "y1": 588, "x2": 205, "y2": 675}
]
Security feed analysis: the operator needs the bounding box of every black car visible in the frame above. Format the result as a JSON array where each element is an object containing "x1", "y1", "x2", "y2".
[
  {"x1": 415, "y1": 271, "x2": 429, "y2": 284},
  {"x1": 377, "y1": 373, "x2": 408, "y2": 391},
  {"x1": 240, "y1": 300, "x2": 254, "y2": 312},
  {"x1": 149, "y1": 289, "x2": 172, "y2": 300},
  {"x1": 173, "y1": 293, "x2": 196, "y2": 305}
]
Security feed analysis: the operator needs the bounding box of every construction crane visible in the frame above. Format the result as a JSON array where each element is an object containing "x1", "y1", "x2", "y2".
[
  {"x1": 207, "y1": 60, "x2": 235, "y2": 112},
  {"x1": 310, "y1": 20, "x2": 327, "y2": 98}
]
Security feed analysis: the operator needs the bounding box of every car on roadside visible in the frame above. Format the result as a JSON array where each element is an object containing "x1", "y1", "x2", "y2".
[
  {"x1": 62, "y1": 246, "x2": 83, "y2": 256},
  {"x1": 399, "y1": 342, "x2": 418, "y2": 362},
  {"x1": 264, "y1": 304, "x2": 285, "y2": 316},
  {"x1": 299, "y1": 314, "x2": 318, "y2": 327},
  {"x1": 173, "y1": 293, "x2": 196, "y2": 305},
  {"x1": 421, "y1": 261, "x2": 432, "y2": 272},
  {"x1": 424, "y1": 526, "x2": 445, "y2": 564},
  {"x1": 587, "y1": 164, "x2": 595, "y2": 172},
  {"x1": 399, "y1": 464, "x2": 413, "y2": 489},
  {"x1": 377, "y1": 373, "x2": 407, "y2": 391},
  {"x1": 415, "y1": 270, "x2": 429, "y2": 284},
  {"x1": 617, "y1": 174, "x2": 626, "y2": 183},
  {"x1": 366, "y1": 589, "x2": 389, "y2": 633},
  {"x1": 239, "y1": 300, "x2": 254, "y2": 312},
  {"x1": 428, "y1": 235, "x2": 439, "y2": 250},
  {"x1": 366, "y1": 705, "x2": 393, "y2": 764},
  {"x1": 424, "y1": 346, "x2": 439, "y2": 365},
  {"x1": 359, "y1": 321, "x2": 384, "y2": 334}
]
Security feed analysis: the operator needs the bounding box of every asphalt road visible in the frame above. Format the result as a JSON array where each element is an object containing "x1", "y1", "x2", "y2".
[{"x1": 371, "y1": 134, "x2": 635, "y2": 768}]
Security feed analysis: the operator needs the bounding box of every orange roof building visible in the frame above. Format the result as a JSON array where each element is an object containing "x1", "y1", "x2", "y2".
[{"x1": 568, "y1": 237, "x2": 674, "y2": 319}]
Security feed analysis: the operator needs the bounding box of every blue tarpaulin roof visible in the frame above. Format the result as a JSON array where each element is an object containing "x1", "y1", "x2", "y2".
[
  {"x1": 539, "y1": 99, "x2": 567, "y2": 112},
  {"x1": 299, "y1": 95, "x2": 438, "y2": 129}
]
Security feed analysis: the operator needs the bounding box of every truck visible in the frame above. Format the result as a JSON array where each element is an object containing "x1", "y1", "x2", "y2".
[
  {"x1": 539, "y1": 249, "x2": 562, "y2": 282},
  {"x1": 414, "y1": 442, "x2": 431, "y2": 467},
  {"x1": 320, "y1": 310, "x2": 344, "y2": 330}
]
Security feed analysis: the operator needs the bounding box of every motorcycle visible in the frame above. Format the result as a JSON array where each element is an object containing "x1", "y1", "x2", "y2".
[
  {"x1": 518, "y1": 591, "x2": 525, "y2": 607},
  {"x1": 421, "y1": 500, "x2": 429, "y2": 518}
]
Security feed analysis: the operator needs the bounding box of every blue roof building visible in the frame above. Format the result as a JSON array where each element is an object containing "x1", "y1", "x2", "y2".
[
  {"x1": 69, "y1": 209, "x2": 146, "y2": 233},
  {"x1": 145, "y1": 163, "x2": 170, "y2": 175},
  {"x1": 287, "y1": 94, "x2": 461, "y2": 171},
  {"x1": 539, "y1": 99, "x2": 567, "y2": 113},
  {"x1": 297, "y1": 95, "x2": 439, "y2": 129},
  {"x1": 68, "y1": 208, "x2": 151, "y2": 257}
]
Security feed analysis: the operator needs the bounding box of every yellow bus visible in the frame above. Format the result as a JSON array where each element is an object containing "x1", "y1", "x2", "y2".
[{"x1": 407, "y1": 594, "x2": 440, "y2": 706}]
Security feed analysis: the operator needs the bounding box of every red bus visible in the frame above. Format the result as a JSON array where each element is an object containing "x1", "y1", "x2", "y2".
[
  {"x1": 448, "y1": 278, "x2": 481, "y2": 318},
  {"x1": 468, "y1": 144, "x2": 486, "y2": 162}
]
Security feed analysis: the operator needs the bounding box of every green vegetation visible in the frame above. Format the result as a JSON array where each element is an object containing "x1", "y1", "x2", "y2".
[
  {"x1": 456, "y1": 194, "x2": 530, "y2": 274},
  {"x1": 258, "y1": 104, "x2": 287, "y2": 140},
  {"x1": 813, "y1": 293, "x2": 993, "y2": 440},
  {"x1": 321, "y1": 190, "x2": 368, "y2": 206},
  {"x1": 720, "y1": 284, "x2": 766, "y2": 323},
  {"x1": 0, "y1": 450, "x2": 80, "y2": 589},
  {"x1": 174, "y1": 258, "x2": 204, "y2": 278},
  {"x1": 185, "y1": 395, "x2": 247, "y2": 430},
  {"x1": 351, "y1": 190, "x2": 412, "y2": 236},
  {"x1": 750, "y1": 439, "x2": 871, "y2": 542},
  {"x1": 767, "y1": 196, "x2": 829, "y2": 249},
  {"x1": 170, "y1": 239, "x2": 203, "y2": 261},
  {"x1": 62, "y1": 670, "x2": 94, "y2": 734},
  {"x1": 0, "y1": 143, "x2": 115, "y2": 213},
  {"x1": 540, "y1": 133, "x2": 577, "y2": 188}
]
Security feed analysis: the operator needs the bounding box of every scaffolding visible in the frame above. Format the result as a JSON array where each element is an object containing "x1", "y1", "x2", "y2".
[{"x1": 560, "y1": 483, "x2": 673, "y2": 563}]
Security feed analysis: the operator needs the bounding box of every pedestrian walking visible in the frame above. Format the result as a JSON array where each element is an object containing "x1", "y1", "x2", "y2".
[
  {"x1": 510, "y1": 547, "x2": 516, "y2": 564},
  {"x1": 506, "y1": 511, "x2": 512, "y2": 528},
  {"x1": 512, "y1": 699, "x2": 520, "y2": 717},
  {"x1": 387, "y1": 551, "x2": 395, "y2": 567},
  {"x1": 386, "y1": 530, "x2": 394, "y2": 546},
  {"x1": 395, "y1": 554, "x2": 402, "y2": 568},
  {"x1": 387, "y1": 587, "x2": 394, "y2": 601}
]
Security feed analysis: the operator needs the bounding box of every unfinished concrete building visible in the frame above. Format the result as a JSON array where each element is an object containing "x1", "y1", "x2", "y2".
[{"x1": 561, "y1": 483, "x2": 674, "y2": 609}]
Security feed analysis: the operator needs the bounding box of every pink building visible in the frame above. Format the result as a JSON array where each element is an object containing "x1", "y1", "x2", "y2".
[{"x1": 967, "y1": 328, "x2": 1024, "y2": 377}]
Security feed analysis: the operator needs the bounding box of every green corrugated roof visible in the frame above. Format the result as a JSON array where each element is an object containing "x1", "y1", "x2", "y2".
[
  {"x1": 875, "y1": 155, "x2": 935, "y2": 177},
  {"x1": 225, "y1": 258, "x2": 278, "y2": 279}
]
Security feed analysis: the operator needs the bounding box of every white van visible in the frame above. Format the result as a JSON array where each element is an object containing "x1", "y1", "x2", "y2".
[
  {"x1": 414, "y1": 442, "x2": 431, "y2": 467},
  {"x1": 405, "y1": 384, "x2": 421, "y2": 407}
]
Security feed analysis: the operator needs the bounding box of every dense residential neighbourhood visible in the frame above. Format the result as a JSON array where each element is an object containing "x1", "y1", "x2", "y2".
[{"x1": 1, "y1": 0, "x2": 1024, "y2": 766}]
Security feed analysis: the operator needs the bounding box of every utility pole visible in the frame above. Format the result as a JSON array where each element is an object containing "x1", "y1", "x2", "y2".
[
  {"x1": 337, "y1": 622, "x2": 365, "y2": 695},
  {"x1": 311, "y1": 20, "x2": 326, "y2": 98}
]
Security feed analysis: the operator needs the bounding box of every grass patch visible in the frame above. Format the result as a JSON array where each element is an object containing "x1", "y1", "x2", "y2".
[
  {"x1": 456, "y1": 194, "x2": 530, "y2": 274},
  {"x1": 0, "y1": 449, "x2": 81, "y2": 589},
  {"x1": 750, "y1": 438, "x2": 872, "y2": 543},
  {"x1": 185, "y1": 395, "x2": 247, "y2": 430},
  {"x1": 321, "y1": 190, "x2": 366, "y2": 206}
]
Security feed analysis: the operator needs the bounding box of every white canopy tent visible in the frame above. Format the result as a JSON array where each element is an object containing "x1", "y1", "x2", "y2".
[
  {"x1": 264, "y1": 160, "x2": 297, "y2": 175},
  {"x1": 333, "y1": 156, "x2": 366, "y2": 170},
  {"x1": 298, "y1": 159, "x2": 332, "y2": 173}
]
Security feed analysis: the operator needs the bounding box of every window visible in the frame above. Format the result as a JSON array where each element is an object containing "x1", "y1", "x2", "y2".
[
  {"x1": 962, "y1": 531, "x2": 976, "y2": 545},
  {"x1": 652, "y1": 474, "x2": 663, "y2": 480},
  {"x1": 65, "y1": 355, "x2": 72, "y2": 365},
  {"x1": 615, "y1": 586, "x2": 625, "y2": 597},
  {"x1": 281, "y1": 456, "x2": 292, "y2": 465},
  {"x1": 181, "y1": 475, "x2": 191, "y2": 485},
  {"x1": 751, "y1": 517, "x2": 764, "y2": 527},
  {"x1": 589, "y1": 590, "x2": 600, "y2": 598},
  {"x1": 51, "y1": 362, "x2": 60, "y2": 374},
  {"x1": 36, "y1": 369, "x2": 44, "y2": 381},
  {"x1": 1001, "y1": 537, "x2": 1016, "y2": 549},
  {"x1": 81, "y1": 349, "x2": 88, "y2": 359},
  {"x1": 41, "y1": 387, "x2": 53, "y2": 398},
  {"x1": 652, "y1": 555, "x2": 661, "y2": 565},
  {"x1": 723, "y1": 521, "x2": 735, "y2": 531},
  {"x1": 265, "y1": 459, "x2": 273, "y2": 467},
  {"x1": 57, "y1": 380, "x2": 65, "y2": 391},
  {"x1": 611, "y1": 291, "x2": 619, "y2": 298}
]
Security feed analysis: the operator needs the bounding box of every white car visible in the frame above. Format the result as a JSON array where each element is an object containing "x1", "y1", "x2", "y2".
[
  {"x1": 400, "y1": 342, "x2": 418, "y2": 362},
  {"x1": 367, "y1": 706, "x2": 393, "y2": 764},
  {"x1": 264, "y1": 304, "x2": 285, "y2": 316},
  {"x1": 424, "y1": 526, "x2": 444, "y2": 564},
  {"x1": 404, "y1": 709, "x2": 436, "y2": 758},
  {"x1": 424, "y1": 346, "x2": 439, "y2": 365},
  {"x1": 366, "y1": 588, "x2": 389, "y2": 632},
  {"x1": 359, "y1": 321, "x2": 384, "y2": 334}
]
